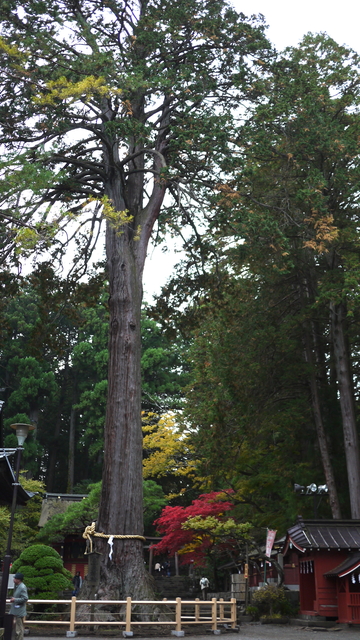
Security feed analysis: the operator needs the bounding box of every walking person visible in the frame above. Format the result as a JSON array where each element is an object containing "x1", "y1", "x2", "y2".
[
  {"x1": 199, "y1": 576, "x2": 209, "y2": 600},
  {"x1": 72, "y1": 571, "x2": 82, "y2": 596},
  {"x1": 9, "y1": 572, "x2": 28, "y2": 640}
]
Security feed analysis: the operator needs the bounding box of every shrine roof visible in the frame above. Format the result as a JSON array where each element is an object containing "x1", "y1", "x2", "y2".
[
  {"x1": 324, "y1": 552, "x2": 360, "y2": 578},
  {"x1": 285, "y1": 517, "x2": 360, "y2": 553},
  {"x1": 0, "y1": 449, "x2": 35, "y2": 506}
]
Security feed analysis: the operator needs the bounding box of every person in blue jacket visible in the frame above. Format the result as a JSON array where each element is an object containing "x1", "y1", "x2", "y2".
[{"x1": 9, "y1": 572, "x2": 28, "y2": 640}]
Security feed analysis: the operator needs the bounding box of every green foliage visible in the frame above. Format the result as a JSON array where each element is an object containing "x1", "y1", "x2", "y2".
[
  {"x1": 252, "y1": 584, "x2": 288, "y2": 617},
  {"x1": 35, "y1": 556, "x2": 63, "y2": 571},
  {"x1": 143, "y1": 480, "x2": 167, "y2": 534},
  {"x1": 0, "y1": 267, "x2": 188, "y2": 496},
  {"x1": 183, "y1": 279, "x2": 317, "y2": 530},
  {"x1": 245, "y1": 605, "x2": 260, "y2": 621},
  {"x1": 0, "y1": 0, "x2": 271, "y2": 272},
  {"x1": 183, "y1": 516, "x2": 252, "y2": 540},
  {"x1": 0, "y1": 506, "x2": 10, "y2": 526},
  {"x1": 11, "y1": 544, "x2": 72, "y2": 599},
  {"x1": 15, "y1": 544, "x2": 59, "y2": 564},
  {"x1": 0, "y1": 473, "x2": 45, "y2": 560},
  {"x1": 160, "y1": 33, "x2": 360, "y2": 528},
  {"x1": 38, "y1": 479, "x2": 167, "y2": 541},
  {"x1": 141, "y1": 313, "x2": 189, "y2": 412},
  {"x1": 0, "y1": 264, "x2": 107, "y2": 488},
  {"x1": 38, "y1": 482, "x2": 101, "y2": 544}
]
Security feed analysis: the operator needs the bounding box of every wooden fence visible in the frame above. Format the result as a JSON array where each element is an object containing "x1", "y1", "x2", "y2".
[{"x1": 24, "y1": 597, "x2": 237, "y2": 636}]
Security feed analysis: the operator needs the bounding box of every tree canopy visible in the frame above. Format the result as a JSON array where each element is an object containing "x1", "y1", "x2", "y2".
[{"x1": 152, "y1": 33, "x2": 360, "y2": 527}]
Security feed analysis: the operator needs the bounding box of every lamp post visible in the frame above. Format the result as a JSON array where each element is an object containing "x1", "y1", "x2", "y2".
[
  {"x1": 294, "y1": 483, "x2": 328, "y2": 518},
  {"x1": 0, "y1": 423, "x2": 34, "y2": 636}
]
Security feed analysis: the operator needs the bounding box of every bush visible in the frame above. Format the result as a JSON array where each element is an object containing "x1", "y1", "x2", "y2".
[
  {"x1": 252, "y1": 584, "x2": 288, "y2": 617},
  {"x1": 16, "y1": 544, "x2": 59, "y2": 564},
  {"x1": 11, "y1": 544, "x2": 72, "y2": 599},
  {"x1": 245, "y1": 605, "x2": 260, "y2": 621},
  {"x1": 35, "y1": 556, "x2": 63, "y2": 571}
]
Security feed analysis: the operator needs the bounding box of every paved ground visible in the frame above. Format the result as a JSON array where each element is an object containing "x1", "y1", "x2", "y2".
[{"x1": 24, "y1": 622, "x2": 360, "y2": 640}]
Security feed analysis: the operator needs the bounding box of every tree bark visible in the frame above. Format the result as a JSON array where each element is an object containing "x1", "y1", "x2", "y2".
[
  {"x1": 96, "y1": 219, "x2": 153, "y2": 598},
  {"x1": 299, "y1": 273, "x2": 341, "y2": 518},
  {"x1": 67, "y1": 404, "x2": 76, "y2": 494},
  {"x1": 95, "y1": 116, "x2": 166, "y2": 597},
  {"x1": 303, "y1": 326, "x2": 342, "y2": 518},
  {"x1": 47, "y1": 360, "x2": 70, "y2": 492},
  {"x1": 330, "y1": 301, "x2": 360, "y2": 518}
]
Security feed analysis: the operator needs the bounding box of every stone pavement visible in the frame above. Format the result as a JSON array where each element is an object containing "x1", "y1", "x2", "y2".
[{"x1": 24, "y1": 622, "x2": 360, "y2": 640}]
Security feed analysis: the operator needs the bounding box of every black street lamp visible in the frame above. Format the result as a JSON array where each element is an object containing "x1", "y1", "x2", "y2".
[
  {"x1": 0, "y1": 423, "x2": 34, "y2": 638},
  {"x1": 294, "y1": 482, "x2": 328, "y2": 518}
]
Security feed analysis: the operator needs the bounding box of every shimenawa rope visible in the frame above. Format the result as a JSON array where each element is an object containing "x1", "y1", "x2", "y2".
[{"x1": 83, "y1": 522, "x2": 146, "y2": 556}]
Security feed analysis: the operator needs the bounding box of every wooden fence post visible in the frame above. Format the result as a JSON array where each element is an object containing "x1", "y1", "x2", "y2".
[
  {"x1": 124, "y1": 597, "x2": 132, "y2": 637},
  {"x1": 219, "y1": 598, "x2": 224, "y2": 622},
  {"x1": 195, "y1": 598, "x2": 200, "y2": 622},
  {"x1": 231, "y1": 597, "x2": 237, "y2": 628},
  {"x1": 176, "y1": 597, "x2": 182, "y2": 632},
  {"x1": 211, "y1": 598, "x2": 217, "y2": 632},
  {"x1": 171, "y1": 597, "x2": 184, "y2": 636},
  {"x1": 69, "y1": 596, "x2": 76, "y2": 633}
]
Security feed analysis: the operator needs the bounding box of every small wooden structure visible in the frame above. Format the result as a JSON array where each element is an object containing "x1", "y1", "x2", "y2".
[
  {"x1": 38, "y1": 493, "x2": 89, "y2": 578},
  {"x1": 283, "y1": 517, "x2": 360, "y2": 623}
]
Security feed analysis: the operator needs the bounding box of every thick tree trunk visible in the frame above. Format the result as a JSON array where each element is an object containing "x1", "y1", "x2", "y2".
[
  {"x1": 47, "y1": 359, "x2": 70, "y2": 491},
  {"x1": 330, "y1": 301, "x2": 360, "y2": 518},
  {"x1": 96, "y1": 221, "x2": 153, "y2": 599},
  {"x1": 300, "y1": 273, "x2": 341, "y2": 518},
  {"x1": 303, "y1": 327, "x2": 341, "y2": 518},
  {"x1": 47, "y1": 403, "x2": 63, "y2": 492},
  {"x1": 93, "y1": 138, "x2": 165, "y2": 596},
  {"x1": 92, "y1": 88, "x2": 167, "y2": 599},
  {"x1": 67, "y1": 404, "x2": 76, "y2": 494}
]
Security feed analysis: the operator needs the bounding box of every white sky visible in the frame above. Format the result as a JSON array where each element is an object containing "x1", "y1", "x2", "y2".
[
  {"x1": 232, "y1": 0, "x2": 360, "y2": 54},
  {"x1": 143, "y1": 0, "x2": 360, "y2": 302}
]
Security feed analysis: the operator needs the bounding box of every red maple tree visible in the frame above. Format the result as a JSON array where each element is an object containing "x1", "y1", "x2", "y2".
[{"x1": 152, "y1": 491, "x2": 235, "y2": 566}]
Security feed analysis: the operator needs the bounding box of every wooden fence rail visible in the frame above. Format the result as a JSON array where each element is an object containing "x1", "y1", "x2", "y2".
[{"x1": 23, "y1": 597, "x2": 237, "y2": 637}]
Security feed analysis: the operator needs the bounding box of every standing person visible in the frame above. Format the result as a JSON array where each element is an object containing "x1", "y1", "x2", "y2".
[
  {"x1": 9, "y1": 572, "x2": 28, "y2": 640},
  {"x1": 199, "y1": 576, "x2": 210, "y2": 600},
  {"x1": 72, "y1": 571, "x2": 82, "y2": 596}
]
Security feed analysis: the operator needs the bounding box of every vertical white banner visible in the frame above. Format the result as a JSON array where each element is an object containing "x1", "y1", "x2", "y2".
[{"x1": 265, "y1": 529, "x2": 277, "y2": 558}]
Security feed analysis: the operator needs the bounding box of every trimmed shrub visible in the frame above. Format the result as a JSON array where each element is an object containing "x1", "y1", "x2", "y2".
[
  {"x1": 35, "y1": 556, "x2": 63, "y2": 571},
  {"x1": 11, "y1": 544, "x2": 72, "y2": 599}
]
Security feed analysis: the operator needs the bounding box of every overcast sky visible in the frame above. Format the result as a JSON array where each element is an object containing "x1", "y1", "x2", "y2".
[
  {"x1": 232, "y1": 0, "x2": 360, "y2": 54},
  {"x1": 143, "y1": 0, "x2": 360, "y2": 301}
]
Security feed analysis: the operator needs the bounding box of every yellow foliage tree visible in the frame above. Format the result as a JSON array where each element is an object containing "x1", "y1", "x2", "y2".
[{"x1": 142, "y1": 412, "x2": 200, "y2": 498}]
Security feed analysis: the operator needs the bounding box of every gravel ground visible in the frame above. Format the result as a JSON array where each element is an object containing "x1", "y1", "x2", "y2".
[{"x1": 27, "y1": 621, "x2": 360, "y2": 640}]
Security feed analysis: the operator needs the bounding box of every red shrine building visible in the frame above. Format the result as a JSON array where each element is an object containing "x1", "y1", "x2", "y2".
[{"x1": 283, "y1": 517, "x2": 360, "y2": 624}]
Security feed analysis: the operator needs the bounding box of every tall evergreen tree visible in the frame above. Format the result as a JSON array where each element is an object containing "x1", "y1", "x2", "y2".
[
  {"x1": 211, "y1": 34, "x2": 360, "y2": 519},
  {"x1": 0, "y1": 0, "x2": 271, "y2": 597},
  {"x1": 154, "y1": 34, "x2": 360, "y2": 523}
]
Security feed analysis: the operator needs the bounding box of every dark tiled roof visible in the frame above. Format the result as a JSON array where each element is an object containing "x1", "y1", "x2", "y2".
[
  {"x1": 324, "y1": 552, "x2": 360, "y2": 578},
  {"x1": 287, "y1": 517, "x2": 360, "y2": 551},
  {"x1": 0, "y1": 450, "x2": 35, "y2": 506}
]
